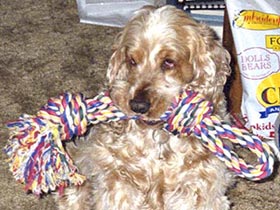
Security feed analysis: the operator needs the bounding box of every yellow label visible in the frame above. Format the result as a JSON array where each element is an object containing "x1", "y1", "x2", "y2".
[
  {"x1": 266, "y1": 35, "x2": 280, "y2": 51},
  {"x1": 256, "y1": 73, "x2": 280, "y2": 118},
  {"x1": 234, "y1": 10, "x2": 280, "y2": 30}
]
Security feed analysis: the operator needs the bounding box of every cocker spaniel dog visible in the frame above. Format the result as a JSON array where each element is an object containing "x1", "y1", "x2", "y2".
[{"x1": 57, "y1": 5, "x2": 232, "y2": 210}]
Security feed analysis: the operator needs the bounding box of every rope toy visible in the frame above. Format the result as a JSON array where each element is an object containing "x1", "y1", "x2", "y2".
[{"x1": 4, "y1": 89, "x2": 275, "y2": 195}]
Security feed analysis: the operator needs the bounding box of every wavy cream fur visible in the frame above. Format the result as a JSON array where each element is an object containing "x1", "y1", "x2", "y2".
[{"x1": 57, "y1": 5, "x2": 232, "y2": 210}]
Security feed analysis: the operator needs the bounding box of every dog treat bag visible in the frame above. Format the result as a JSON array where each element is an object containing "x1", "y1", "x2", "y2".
[{"x1": 226, "y1": 0, "x2": 280, "y2": 140}]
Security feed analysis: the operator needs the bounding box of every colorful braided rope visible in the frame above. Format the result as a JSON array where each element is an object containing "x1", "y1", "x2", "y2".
[
  {"x1": 160, "y1": 90, "x2": 274, "y2": 181},
  {"x1": 4, "y1": 89, "x2": 275, "y2": 195},
  {"x1": 5, "y1": 91, "x2": 128, "y2": 195}
]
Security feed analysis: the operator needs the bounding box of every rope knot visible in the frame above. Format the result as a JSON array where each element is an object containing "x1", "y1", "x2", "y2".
[
  {"x1": 37, "y1": 91, "x2": 128, "y2": 141},
  {"x1": 161, "y1": 90, "x2": 213, "y2": 135},
  {"x1": 161, "y1": 89, "x2": 274, "y2": 181},
  {"x1": 5, "y1": 91, "x2": 128, "y2": 194},
  {"x1": 38, "y1": 93, "x2": 88, "y2": 140}
]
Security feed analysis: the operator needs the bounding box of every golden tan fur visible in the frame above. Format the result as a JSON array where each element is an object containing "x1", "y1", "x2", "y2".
[{"x1": 57, "y1": 5, "x2": 232, "y2": 210}]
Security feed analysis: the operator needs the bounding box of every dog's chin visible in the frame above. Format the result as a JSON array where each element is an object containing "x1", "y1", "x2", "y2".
[{"x1": 135, "y1": 118, "x2": 164, "y2": 129}]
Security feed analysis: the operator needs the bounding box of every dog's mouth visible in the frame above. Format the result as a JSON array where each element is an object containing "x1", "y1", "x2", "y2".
[
  {"x1": 141, "y1": 119, "x2": 163, "y2": 126},
  {"x1": 133, "y1": 117, "x2": 164, "y2": 127}
]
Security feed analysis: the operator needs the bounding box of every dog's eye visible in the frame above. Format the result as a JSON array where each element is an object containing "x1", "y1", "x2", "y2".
[
  {"x1": 128, "y1": 57, "x2": 137, "y2": 67},
  {"x1": 162, "y1": 59, "x2": 175, "y2": 71}
]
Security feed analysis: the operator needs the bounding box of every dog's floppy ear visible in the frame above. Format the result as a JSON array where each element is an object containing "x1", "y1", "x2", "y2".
[
  {"x1": 106, "y1": 37, "x2": 126, "y2": 84},
  {"x1": 190, "y1": 24, "x2": 231, "y2": 100}
]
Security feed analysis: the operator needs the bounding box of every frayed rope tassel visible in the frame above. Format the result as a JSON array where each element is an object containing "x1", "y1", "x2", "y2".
[{"x1": 4, "y1": 89, "x2": 275, "y2": 195}]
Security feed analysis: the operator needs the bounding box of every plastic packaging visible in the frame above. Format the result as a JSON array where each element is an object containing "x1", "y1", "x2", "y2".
[{"x1": 76, "y1": 0, "x2": 162, "y2": 27}]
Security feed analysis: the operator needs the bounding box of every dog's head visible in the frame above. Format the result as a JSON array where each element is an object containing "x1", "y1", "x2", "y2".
[{"x1": 107, "y1": 6, "x2": 231, "y2": 121}]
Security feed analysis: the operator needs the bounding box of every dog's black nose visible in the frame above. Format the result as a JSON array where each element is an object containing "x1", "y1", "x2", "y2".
[{"x1": 129, "y1": 98, "x2": 151, "y2": 114}]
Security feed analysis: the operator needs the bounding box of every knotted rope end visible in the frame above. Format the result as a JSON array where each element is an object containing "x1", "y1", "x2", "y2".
[{"x1": 4, "y1": 99, "x2": 87, "y2": 195}]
